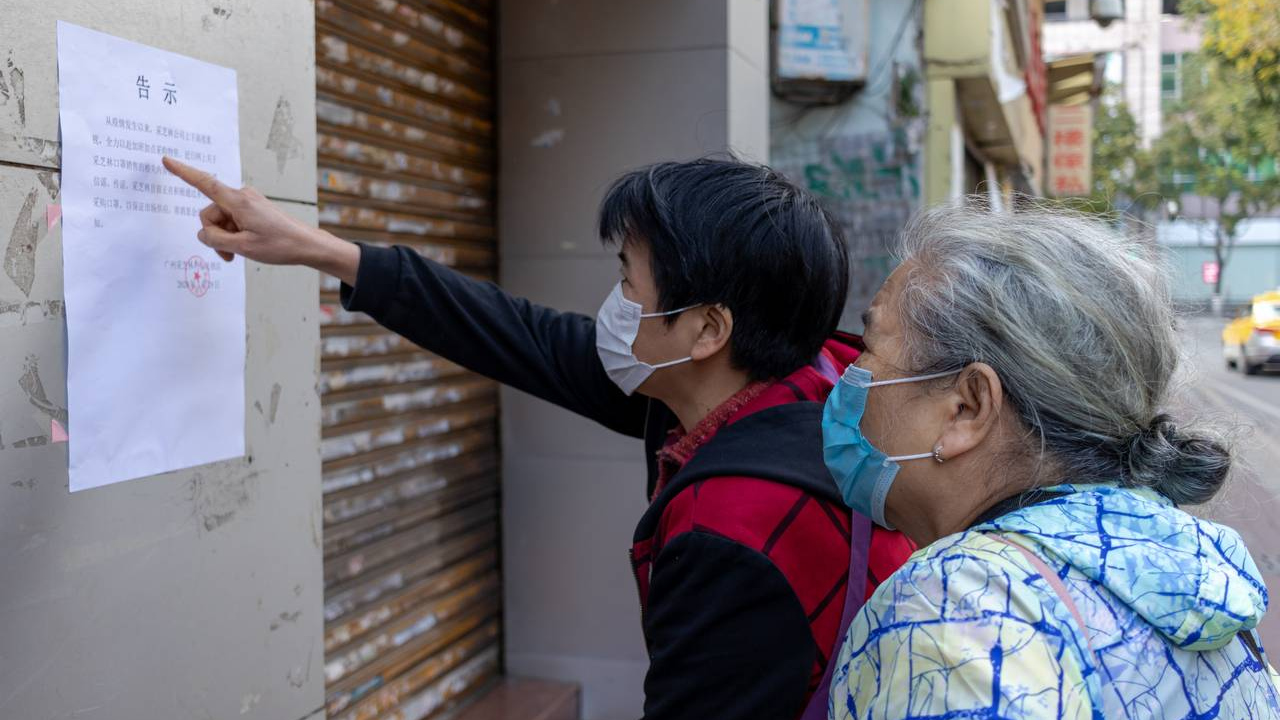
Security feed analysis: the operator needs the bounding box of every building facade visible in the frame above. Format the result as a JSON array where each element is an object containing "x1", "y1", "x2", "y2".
[
  {"x1": 1043, "y1": 0, "x2": 1279, "y2": 305},
  {"x1": 771, "y1": 0, "x2": 1048, "y2": 331}
]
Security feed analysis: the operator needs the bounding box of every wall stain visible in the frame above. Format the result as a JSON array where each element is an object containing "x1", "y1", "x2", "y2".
[
  {"x1": 288, "y1": 650, "x2": 313, "y2": 688},
  {"x1": 10, "y1": 478, "x2": 36, "y2": 490},
  {"x1": 268, "y1": 383, "x2": 282, "y2": 424},
  {"x1": 266, "y1": 97, "x2": 302, "y2": 173},
  {"x1": 4, "y1": 189, "x2": 41, "y2": 297},
  {"x1": 187, "y1": 470, "x2": 258, "y2": 533},
  {"x1": 270, "y1": 609, "x2": 302, "y2": 631},
  {"x1": 13, "y1": 435, "x2": 48, "y2": 448},
  {"x1": 309, "y1": 506, "x2": 321, "y2": 550},
  {"x1": 19, "y1": 354, "x2": 68, "y2": 426}
]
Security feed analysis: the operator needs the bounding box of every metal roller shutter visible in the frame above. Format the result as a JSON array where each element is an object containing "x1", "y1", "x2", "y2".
[{"x1": 314, "y1": 1, "x2": 499, "y2": 717}]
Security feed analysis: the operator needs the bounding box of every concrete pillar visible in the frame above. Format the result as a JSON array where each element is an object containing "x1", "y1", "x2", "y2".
[
  {"x1": 496, "y1": 2, "x2": 767, "y2": 718},
  {"x1": 924, "y1": 77, "x2": 959, "y2": 205},
  {"x1": 0, "y1": 3, "x2": 322, "y2": 719}
]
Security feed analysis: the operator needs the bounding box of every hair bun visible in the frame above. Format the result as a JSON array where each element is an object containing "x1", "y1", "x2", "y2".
[{"x1": 1125, "y1": 414, "x2": 1230, "y2": 505}]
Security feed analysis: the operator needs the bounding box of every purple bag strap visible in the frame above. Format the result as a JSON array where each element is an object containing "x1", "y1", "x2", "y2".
[{"x1": 799, "y1": 512, "x2": 873, "y2": 720}]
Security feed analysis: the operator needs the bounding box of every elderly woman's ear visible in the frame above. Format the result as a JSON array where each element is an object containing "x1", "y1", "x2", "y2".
[{"x1": 935, "y1": 362, "x2": 1005, "y2": 463}]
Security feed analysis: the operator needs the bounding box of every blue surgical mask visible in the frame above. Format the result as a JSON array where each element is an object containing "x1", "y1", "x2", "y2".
[{"x1": 822, "y1": 364, "x2": 960, "y2": 529}]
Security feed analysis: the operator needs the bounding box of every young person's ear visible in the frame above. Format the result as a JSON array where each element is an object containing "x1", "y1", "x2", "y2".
[{"x1": 690, "y1": 305, "x2": 733, "y2": 361}]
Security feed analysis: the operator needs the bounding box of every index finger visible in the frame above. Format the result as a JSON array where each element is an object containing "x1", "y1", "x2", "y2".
[{"x1": 162, "y1": 156, "x2": 236, "y2": 206}]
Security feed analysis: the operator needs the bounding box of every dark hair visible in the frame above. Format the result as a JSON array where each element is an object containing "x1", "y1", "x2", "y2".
[{"x1": 598, "y1": 157, "x2": 850, "y2": 382}]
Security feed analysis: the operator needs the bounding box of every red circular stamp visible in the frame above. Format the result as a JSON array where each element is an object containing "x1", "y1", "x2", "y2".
[{"x1": 184, "y1": 255, "x2": 212, "y2": 297}]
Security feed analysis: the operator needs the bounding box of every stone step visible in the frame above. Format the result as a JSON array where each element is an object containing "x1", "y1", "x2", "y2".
[{"x1": 454, "y1": 677, "x2": 579, "y2": 720}]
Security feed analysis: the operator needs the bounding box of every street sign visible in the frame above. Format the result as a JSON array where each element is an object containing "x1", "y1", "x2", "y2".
[
  {"x1": 1202, "y1": 261, "x2": 1220, "y2": 285},
  {"x1": 1048, "y1": 103, "x2": 1093, "y2": 197}
]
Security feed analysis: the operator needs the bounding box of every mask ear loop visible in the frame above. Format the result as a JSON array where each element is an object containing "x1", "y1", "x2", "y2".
[
  {"x1": 634, "y1": 303, "x2": 704, "y2": 369},
  {"x1": 887, "y1": 450, "x2": 934, "y2": 462},
  {"x1": 886, "y1": 443, "x2": 947, "y2": 464},
  {"x1": 639, "y1": 303, "x2": 700, "y2": 318},
  {"x1": 872, "y1": 370, "x2": 960, "y2": 463},
  {"x1": 864, "y1": 368, "x2": 962, "y2": 387},
  {"x1": 649, "y1": 356, "x2": 693, "y2": 370}
]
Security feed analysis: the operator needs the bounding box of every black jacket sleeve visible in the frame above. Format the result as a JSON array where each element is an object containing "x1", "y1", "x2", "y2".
[
  {"x1": 641, "y1": 531, "x2": 815, "y2": 720},
  {"x1": 339, "y1": 243, "x2": 649, "y2": 438}
]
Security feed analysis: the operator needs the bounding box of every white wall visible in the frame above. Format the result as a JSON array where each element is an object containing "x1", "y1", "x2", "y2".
[{"x1": 496, "y1": 2, "x2": 768, "y2": 718}]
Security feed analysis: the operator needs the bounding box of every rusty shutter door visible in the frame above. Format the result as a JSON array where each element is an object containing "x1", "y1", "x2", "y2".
[{"x1": 314, "y1": 1, "x2": 499, "y2": 718}]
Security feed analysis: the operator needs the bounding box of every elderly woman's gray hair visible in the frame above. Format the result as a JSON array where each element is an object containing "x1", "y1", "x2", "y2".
[{"x1": 894, "y1": 201, "x2": 1230, "y2": 505}]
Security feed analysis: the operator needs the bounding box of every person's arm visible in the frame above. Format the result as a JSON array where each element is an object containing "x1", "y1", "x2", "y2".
[
  {"x1": 161, "y1": 155, "x2": 647, "y2": 436},
  {"x1": 641, "y1": 531, "x2": 815, "y2": 720},
  {"x1": 340, "y1": 243, "x2": 647, "y2": 436}
]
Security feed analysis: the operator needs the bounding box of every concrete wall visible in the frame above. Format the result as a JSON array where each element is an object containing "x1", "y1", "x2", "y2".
[
  {"x1": 1160, "y1": 218, "x2": 1280, "y2": 303},
  {"x1": 1167, "y1": 244, "x2": 1280, "y2": 304},
  {"x1": 770, "y1": 0, "x2": 925, "y2": 332},
  {"x1": 497, "y1": 2, "x2": 768, "y2": 718},
  {"x1": 0, "y1": 3, "x2": 323, "y2": 719}
]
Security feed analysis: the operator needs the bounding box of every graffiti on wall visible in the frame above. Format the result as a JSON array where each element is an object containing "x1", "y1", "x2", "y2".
[{"x1": 772, "y1": 125, "x2": 922, "y2": 329}]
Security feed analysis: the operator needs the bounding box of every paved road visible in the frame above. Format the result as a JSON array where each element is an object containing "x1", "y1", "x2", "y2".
[{"x1": 1176, "y1": 317, "x2": 1280, "y2": 651}]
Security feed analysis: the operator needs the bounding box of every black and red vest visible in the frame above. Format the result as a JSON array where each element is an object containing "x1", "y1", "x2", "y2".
[{"x1": 629, "y1": 337, "x2": 915, "y2": 706}]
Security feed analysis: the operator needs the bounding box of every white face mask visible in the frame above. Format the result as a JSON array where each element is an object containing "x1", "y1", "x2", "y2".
[{"x1": 595, "y1": 282, "x2": 699, "y2": 396}]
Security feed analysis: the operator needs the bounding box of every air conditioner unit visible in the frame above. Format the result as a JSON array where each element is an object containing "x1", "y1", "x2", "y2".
[{"x1": 773, "y1": 0, "x2": 870, "y2": 105}]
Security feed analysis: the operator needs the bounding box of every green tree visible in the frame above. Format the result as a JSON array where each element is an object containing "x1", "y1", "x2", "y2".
[
  {"x1": 1153, "y1": 53, "x2": 1280, "y2": 305},
  {"x1": 1182, "y1": 0, "x2": 1280, "y2": 104},
  {"x1": 1089, "y1": 84, "x2": 1158, "y2": 214}
]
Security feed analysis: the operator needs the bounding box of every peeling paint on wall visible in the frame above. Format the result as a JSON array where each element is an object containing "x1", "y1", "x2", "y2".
[
  {"x1": 0, "y1": 134, "x2": 60, "y2": 166},
  {"x1": 201, "y1": 5, "x2": 234, "y2": 31},
  {"x1": 266, "y1": 97, "x2": 302, "y2": 173},
  {"x1": 267, "y1": 384, "x2": 282, "y2": 424},
  {"x1": 0, "y1": 299, "x2": 64, "y2": 328},
  {"x1": 18, "y1": 354, "x2": 67, "y2": 426},
  {"x1": 36, "y1": 170, "x2": 60, "y2": 199},
  {"x1": 4, "y1": 189, "x2": 41, "y2": 296},
  {"x1": 0, "y1": 53, "x2": 26, "y2": 126},
  {"x1": 530, "y1": 128, "x2": 565, "y2": 149}
]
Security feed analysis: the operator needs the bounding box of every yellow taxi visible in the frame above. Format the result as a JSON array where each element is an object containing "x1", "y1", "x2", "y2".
[{"x1": 1223, "y1": 290, "x2": 1280, "y2": 375}]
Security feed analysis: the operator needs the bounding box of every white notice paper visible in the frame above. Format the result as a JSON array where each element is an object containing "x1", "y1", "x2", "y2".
[{"x1": 57, "y1": 22, "x2": 245, "y2": 492}]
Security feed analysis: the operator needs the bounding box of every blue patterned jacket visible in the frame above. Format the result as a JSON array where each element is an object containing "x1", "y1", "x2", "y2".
[{"x1": 830, "y1": 483, "x2": 1280, "y2": 719}]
